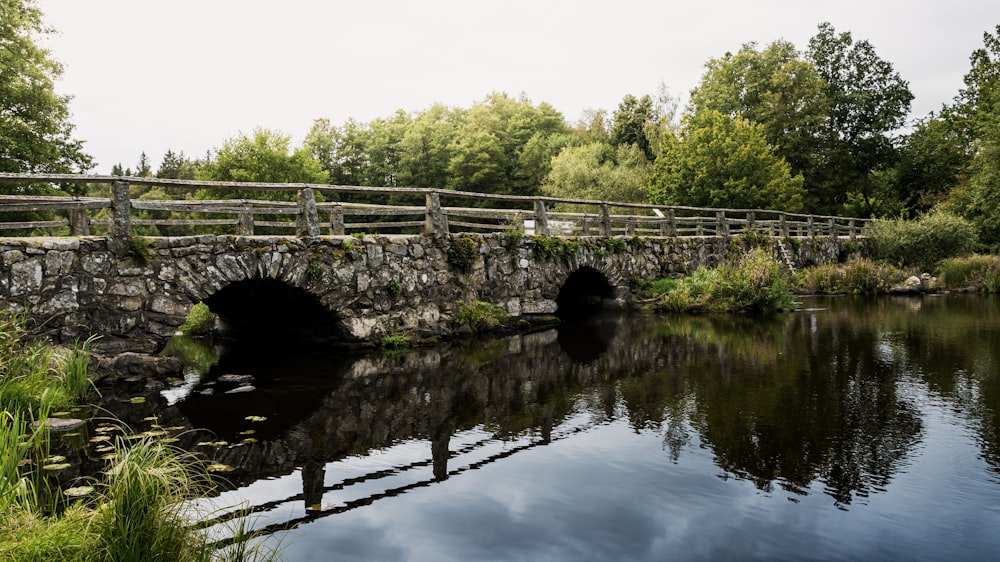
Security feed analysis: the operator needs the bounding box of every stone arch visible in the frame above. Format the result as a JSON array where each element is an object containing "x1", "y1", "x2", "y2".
[
  {"x1": 203, "y1": 278, "x2": 347, "y2": 343},
  {"x1": 555, "y1": 266, "x2": 617, "y2": 319}
]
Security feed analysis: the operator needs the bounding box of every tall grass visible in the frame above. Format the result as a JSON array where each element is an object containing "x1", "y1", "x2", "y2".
[
  {"x1": 797, "y1": 258, "x2": 908, "y2": 295},
  {"x1": 656, "y1": 248, "x2": 793, "y2": 313},
  {"x1": 1, "y1": 312, "x2": 279, "y2": 561},
  {"x1": 937, "y1": 254, "x2": 1000, "y2": 292}
]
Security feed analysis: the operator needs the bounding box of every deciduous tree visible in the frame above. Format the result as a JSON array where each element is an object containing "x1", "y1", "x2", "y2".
[{"x1": 650, "y1": 111, "x2": 805, "y2": 212}]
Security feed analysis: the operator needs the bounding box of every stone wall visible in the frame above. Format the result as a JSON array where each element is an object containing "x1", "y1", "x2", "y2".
[{"x1": 0, "y1": 233, "x2": 862, "y2": 353}]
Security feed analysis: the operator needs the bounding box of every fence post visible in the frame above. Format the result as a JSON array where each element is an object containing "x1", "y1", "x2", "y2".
[
  {"x1": 238, "y1": 204, "x2": 255, "y2": 236},
  {"x1": 807, "y1": 215, "x2": 815, "y2": 237},
  {"x1": 108, "y1": 180, "x2": 131, "y2": 255},
  {"x1": 696, "y1": 219, "x2": 704, "y2": 236},
  {"x1": 779, "y1": 214, "x2": 789, "y2": 237},
  {"x1": 581, "y1": 216, "x2": 590, "y2": 235},
  {"x1": 330, "y1": 205, "x2": 345, "y2": 235},
  {"x1": 424, "y1": 191, "x2": 448, "y2": 235},
  {"x1": 828, "y1": 217, "x2": 837, "y2": 240},
  {"x1": 534, "y1": 199, "x2": 550, "y2": 236},
  {"x1": 849, "y1": 218, "x2": 857, "y2": 240},
  {"x1": 69, "y1": 207, "x2": 89, "y2": 236},
  {"x1": 666, "y1": 209, "x2": 676, "y2": 236},
  {"x1": 600, "y1": 203, "x2": 612, "y2": 236},
  {"x1": 297, "y1": 188, "x2": 321, "y2": 236},
  {"x1": 746, "y1": 211, "x2": 755, "y2": 234},
  {"x1": 626, "y1": 219, "x2": 636, "y2": 236},
  {"x1": 716, "y1": 211, "x2": 729, "y2": 238}
]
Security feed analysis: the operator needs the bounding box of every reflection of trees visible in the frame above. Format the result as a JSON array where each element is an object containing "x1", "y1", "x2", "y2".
[
  {"x1": 635, "y1": 311, "x2": 924, "y2": 505},
  {"x1": 857, "y1": 296, "x2": 1000, "y2": 473}
]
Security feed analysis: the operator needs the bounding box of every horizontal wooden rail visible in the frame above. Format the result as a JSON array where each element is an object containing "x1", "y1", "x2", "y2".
[{"x1": 0, "y1": 173, "x2": 872, "y2": 251}]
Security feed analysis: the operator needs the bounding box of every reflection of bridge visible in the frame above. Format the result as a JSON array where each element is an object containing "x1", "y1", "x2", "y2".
[{"x1": 1, "y1": 173, "x2": 866, "y2": 352}]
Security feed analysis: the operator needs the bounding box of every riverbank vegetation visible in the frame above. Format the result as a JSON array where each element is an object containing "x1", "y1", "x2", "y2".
[
  {"x1": 0, "y1": 312, "x2": 277, "y2": 561},
  {"x1": 648, "y1": 248, "x2": 794, "y2": 313}
]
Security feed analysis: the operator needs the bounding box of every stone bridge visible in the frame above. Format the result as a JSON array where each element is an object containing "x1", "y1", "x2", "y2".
[{"x1": 0, "y1": 231, "x2": 856, "y2": 354}]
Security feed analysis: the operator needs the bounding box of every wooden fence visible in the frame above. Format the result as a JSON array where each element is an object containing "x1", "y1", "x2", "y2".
[{"x1": 0, "y1": 173, "x2": 871, "y2": 242}]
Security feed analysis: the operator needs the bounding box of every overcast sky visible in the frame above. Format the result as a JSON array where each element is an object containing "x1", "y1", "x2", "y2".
[{"x1": 36, "y1": 0, "x2": 1000, "y2": 173}]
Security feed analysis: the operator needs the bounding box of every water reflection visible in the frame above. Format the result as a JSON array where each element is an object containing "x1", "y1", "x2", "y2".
[{"x1": 84, "y1": 296, "x2": 1000, "y2": 557}]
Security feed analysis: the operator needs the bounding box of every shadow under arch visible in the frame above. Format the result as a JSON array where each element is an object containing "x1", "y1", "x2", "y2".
[
  {"x1": 555, "y1": 266, "x2": 616, "y2": 320},
  {"x1": 203, "y1": 278, "x2": 347, "y2": 344}
]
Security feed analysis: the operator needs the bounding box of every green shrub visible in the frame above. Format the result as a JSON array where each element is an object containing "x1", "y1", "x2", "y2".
[
  {"x1": 739, "y1": 229, "x2": 772, "y2": 248},
  {"x1": 455, "y1": 300, "x2": 508, "y2": 330},
  {"x1": 447, "y1": 235, "x2": 478, "y2": 274},
  {"x1": 866, "y1": 210, "x2": 978, "y2": 268},
  {"x1": 306, "y1": 259, "x2": 323, "y2": 282},
  {"x1": 937, "y1": 254, "x2": 1000, "y2": 292},
  {"x1": 602, "y1": 237, "x2": 626, "y2": 253}
]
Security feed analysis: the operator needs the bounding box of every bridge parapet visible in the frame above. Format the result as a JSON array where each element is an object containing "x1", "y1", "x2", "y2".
[{"x1": 0, "y1": 230, "x2": 858, "y2": 354}]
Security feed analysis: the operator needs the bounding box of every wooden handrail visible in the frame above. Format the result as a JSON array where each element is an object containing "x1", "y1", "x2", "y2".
[{"x1": 0, "y1": 173, "x2": 872, "y2": 248}]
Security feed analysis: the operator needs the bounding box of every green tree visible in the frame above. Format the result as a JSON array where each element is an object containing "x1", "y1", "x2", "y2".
[
  {"x1": 689, "y1": 40, "x2": 827, "y2": 200},
  {"x1": 196, "y1": 128, "x2": 328, "y2": 199},
  {"x1": 650, "y1": 110, "x2": 806, "y2": 211},
  {"x1": 0, "y1": 0, "x2": 91, "y2": 178},
  {"x1": 446, "y1": 93, "x2": 568, "y2": 196},
  {"x1": 156, "y1": 149, "x2": 199, "y2": 180},
  {"x1": 611, "y1": 94, "x2": 657, "y2": 160},
  {"x1": 542, "y1": 142, "x2": 650, "y2": 204},
  {"x1": 807, "y1": 22, "x2": 913, "y2": 215},
  {"x1": 398, "y1": 104, "x2": 460, "y2": 188}
]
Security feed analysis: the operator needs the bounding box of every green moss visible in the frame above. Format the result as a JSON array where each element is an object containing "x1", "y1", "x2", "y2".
[
  {"x1": 380, "y1": 334, "x2": 410, "y2": 349},
  {"x1": 178, "y1": 302, "x2": 216, "y2": 334},
  {"x1": 601, "y1": 237, "x2": 626, "y2": 253}
]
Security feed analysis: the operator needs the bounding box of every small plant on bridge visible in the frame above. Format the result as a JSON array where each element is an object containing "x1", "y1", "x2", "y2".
[
  {"x1": 601, "y1": 237, "x2": 626, "y2": 253},
  {"x1": 455, "y1": 300, "x2": 508, "y2": 331},
  {"x1": 655, "y1": 248, "x2": 792, "y2": 313},
  {"x1": 307, "y1": 259, "x2": 324, "y2": 282},
  {"x1": 447, "y1": 235, "x2": 479, "y2": 274},
  {"x1": 530, "y1": 235, "x2": 580, "y2": 261},
  {"x1": 387, "y1": 279, "x2": 403, "y2": 296},
  {"x1": 128, "y1": 235, "x2": 153, "y2": 265},
  {"x1": 738, "y1": 228, "x2": 772, "y2": 249}
]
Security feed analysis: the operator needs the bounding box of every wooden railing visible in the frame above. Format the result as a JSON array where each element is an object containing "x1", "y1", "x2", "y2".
[{"x1": 0, "y1": 173, "x2": 871, "y2": 243}]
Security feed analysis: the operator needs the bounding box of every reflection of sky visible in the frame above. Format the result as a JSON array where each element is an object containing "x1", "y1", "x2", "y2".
[{"x1": 255, "y1": 386, "x2": 1000, "y2": 562}]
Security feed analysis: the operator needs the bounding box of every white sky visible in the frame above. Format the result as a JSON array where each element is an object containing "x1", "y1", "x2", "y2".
[{"x1": 35, "y1": 0, "x2": 1000, "y2": 173}]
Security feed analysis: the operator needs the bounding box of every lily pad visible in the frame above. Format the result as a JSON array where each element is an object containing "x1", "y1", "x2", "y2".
[
  {"x1": 64, "y1": 486, "x2": 94, "y2": 497},
  {"x1": 129, "y1": 397, "x2": 146, "y2": 404},
  {"x1": 244, "y1": 416, "x2": 267, "y2": 422},
  {"x1": 196, "y1": 440, "x2": 229, "y2": 447},
  {"x1": 94, "y1": 445, "x2": 114, "y2": 453},
  {"x1": 206, "y1": 463, "x2": 234, "y2": 473},
  {"x1": 42, "y1": 463, "x2": 72, "y2": 471},
  {"x1": 90, "y1": 435, "x2": 111, "y2": 443},
  {"x1": 306, "y1": 503, "x2": 322, "y2": 511},
  {"x1": 45, "y1": 455, "x2": 67, "y2": 463},
  {"x1": 239, "y1": 429, "x2": 256, "y2": 435}
]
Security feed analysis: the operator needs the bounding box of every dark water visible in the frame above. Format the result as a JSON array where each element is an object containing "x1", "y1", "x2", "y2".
[{"x1": 90, "y1": 295, "x2": 1000, "y2": 561}]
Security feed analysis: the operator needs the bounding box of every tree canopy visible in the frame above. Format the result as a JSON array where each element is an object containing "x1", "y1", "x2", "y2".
[
  {"x1": 649, "y1": 110, "x2": 806, "y2": 212},
  {"x1": 0, "y1": 0, "x2": 91, "y2": 177}
]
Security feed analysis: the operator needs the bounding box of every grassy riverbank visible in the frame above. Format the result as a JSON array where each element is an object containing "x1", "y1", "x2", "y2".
[
  {"x1": 0, "y1": 313, "x2": 276, "y2": 562},
  {"x1": 645, "y1": 250, "x2": 1000, "y2": 313}
]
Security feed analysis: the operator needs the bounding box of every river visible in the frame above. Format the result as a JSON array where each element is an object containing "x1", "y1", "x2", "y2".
[{"x1": 80, "y1": 294, "x2": 1000, "y2": 561}]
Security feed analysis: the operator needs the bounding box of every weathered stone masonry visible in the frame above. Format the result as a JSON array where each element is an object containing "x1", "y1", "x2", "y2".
[{"x1": 0, "y1": 233, "x2": 858, "y2": 353}]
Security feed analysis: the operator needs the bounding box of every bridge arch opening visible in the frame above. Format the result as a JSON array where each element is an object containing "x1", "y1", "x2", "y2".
[
  {"x1": 555, "y1": 266, "x2": 616, "y2": 320},
  {"x1": 202, "y1": 278, "x2": 347, "y2": 344}
]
